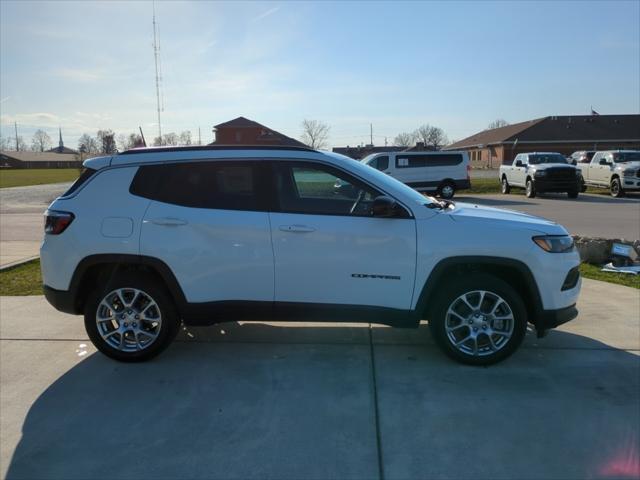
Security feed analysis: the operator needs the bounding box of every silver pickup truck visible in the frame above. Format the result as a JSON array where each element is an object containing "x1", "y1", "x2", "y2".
[
  {"x1": 577, "y1": 150, "x2": 640, "y2": 197},
  {"x1": 499, "y1": 152, "x2": 580, "y2": 198}
]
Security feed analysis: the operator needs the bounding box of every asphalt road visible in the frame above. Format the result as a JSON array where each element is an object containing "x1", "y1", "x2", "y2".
[
  {"x1": 457, "y1": 192, "x2": 640, "y2": 240},
  {"x1": 1, "y1": 279, "x2": 638, "y2": 479}
]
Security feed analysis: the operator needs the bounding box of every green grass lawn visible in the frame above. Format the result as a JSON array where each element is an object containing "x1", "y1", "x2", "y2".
[
  {"x1": 1, "y1": 258, "x2": 637, "y2": 296},
  {"x1": 0, "y1": 168, "x2": 80, "y2": 188},
  {"x1": 0, "y1": 259, "x2": 43, "y2": 295}
]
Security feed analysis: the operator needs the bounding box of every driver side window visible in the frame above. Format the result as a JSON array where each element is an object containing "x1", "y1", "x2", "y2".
[{"x1": 276, "y1": 162, "x2": 381, "y2": 216}]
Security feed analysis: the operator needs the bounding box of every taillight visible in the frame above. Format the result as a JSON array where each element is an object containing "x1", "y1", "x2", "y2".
[{"x1": 44, "y1": 210, "x2": 75, "y2": 235}]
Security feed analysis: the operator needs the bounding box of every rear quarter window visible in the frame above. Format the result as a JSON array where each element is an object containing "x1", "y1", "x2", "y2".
[{"x1": 61, "y1": 167, "x2": 97, "y2": 197}]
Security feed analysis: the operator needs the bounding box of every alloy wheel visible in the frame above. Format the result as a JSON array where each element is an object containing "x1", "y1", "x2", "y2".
[
  {"x1": 96, "y1": 288, "x2": 163, "y2": 352},
  {"x1": 444, "y1": 290, "x2": 515, "y2": 356}
]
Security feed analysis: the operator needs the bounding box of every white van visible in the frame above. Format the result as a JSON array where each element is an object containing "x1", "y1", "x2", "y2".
[{"x1": 361, "y1": 151, "x2": 471, "y2": 198}]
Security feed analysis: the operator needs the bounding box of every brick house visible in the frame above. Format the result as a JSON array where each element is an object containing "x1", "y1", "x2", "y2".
[
  {"x1": 445, "y1": 114, "x2": 640, "y2": 168},
  {"x1": 211, "y1": 116, "x2": 306, "y2": 147}
]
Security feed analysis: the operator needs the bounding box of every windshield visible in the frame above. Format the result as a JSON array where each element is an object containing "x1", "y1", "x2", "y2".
[
  {"x1": 613, "y1": 152, "x2": 640, "y2": 163},
  {"x1": 529, "y1": 154, "x2": 568, "y2": 165},
  {"x1": 360, "y1": 154, "x2": 376, "y2": 166}
]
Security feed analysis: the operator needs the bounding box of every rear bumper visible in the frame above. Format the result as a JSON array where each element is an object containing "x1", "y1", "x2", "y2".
[
  {"x1": 43, "y1": 285, "x2": 78, "y2": 315},
  {"x1": 536, "y1": 304, "x2": 578, "y2": 330}
]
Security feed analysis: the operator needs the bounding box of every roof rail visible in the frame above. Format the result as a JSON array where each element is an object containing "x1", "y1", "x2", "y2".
[{"x1": 119, "y1": 144, "x2": 316, "y2": 156}]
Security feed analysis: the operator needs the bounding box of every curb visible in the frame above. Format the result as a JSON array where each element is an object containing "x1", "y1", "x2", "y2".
[{"x1": 0, "y1": 256, "x2": 39, "y2": 272}]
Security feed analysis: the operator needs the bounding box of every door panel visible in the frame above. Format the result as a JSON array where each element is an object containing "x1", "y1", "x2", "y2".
[
  {"x1": 270, "y1": 161, "x2": 417, "y2": 310},
  {"x1": 141, "y1": 204, "x2": 274, "y2": 303}
]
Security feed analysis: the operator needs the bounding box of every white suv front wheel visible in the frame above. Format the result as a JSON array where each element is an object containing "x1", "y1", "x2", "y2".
[
  {"x1": 84, "y1": 272, "x2": 180, "y2": 362},
  {"x1": 429, "y1": 274, "x2": 527, "y2": 365}
]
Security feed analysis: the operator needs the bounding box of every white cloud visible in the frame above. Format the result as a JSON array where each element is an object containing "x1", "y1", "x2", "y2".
[
  {"x1": 51, "y1": 68, "x2": 103, "y2": 82},
  {"x1": 251, "y1": 5, "x2": 281, "y2": 23}
]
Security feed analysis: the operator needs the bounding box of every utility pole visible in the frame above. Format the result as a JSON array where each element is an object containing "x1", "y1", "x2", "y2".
[
  {"x1": 14, "y1": 122, "x2": 18, "y2": 151},
  {"x1": 385, "y1": 137, "x2": 388, "y2": 147},
  {"x1": 152, "y1": 1, "x2": 162, "y2": 141},
  {"x1": 198, "y1": 127, "x2": 201, "y2": 145},
  {"x1": 370, "y1": 123, "x2": 373, "y2": 146}
]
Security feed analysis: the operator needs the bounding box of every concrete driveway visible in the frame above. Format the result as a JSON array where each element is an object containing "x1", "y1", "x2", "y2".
[
  {"x1": 1, "y1": 278, "x2": 638, "y2": 480},
  {"x1": 457, "y1": 192, "x2": 640, "y2": 240}
]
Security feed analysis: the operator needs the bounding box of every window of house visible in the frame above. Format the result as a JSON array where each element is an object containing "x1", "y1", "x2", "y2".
[{"x1": 130, "y1": 161, "x2": 264, "y2": 211}]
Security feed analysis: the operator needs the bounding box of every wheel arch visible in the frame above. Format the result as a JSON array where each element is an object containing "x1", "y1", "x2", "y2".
[
  {"x1": 68, "y1": 254, "x2": 187, "y2": 315},
  {"x1": 415, "y1": 256, "x2": 543, "y2": 325}
]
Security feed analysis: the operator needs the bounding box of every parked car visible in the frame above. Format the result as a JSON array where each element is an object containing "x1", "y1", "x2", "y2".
[
  {"x1": 41, "y1": 145, "x2": 581, "y2": 366},
  {"x1": 576, "y1": 150, "x2": 640, "y2": 197},
  {"x1": 360, "y1": 151, "x2": 470, "y2": 199},
  {"x1": 568, "y1": 151, "x2": 596, "y2": 166},
  {"x1": 499, "y1": 152, "x2": 580, "y2": 198}
]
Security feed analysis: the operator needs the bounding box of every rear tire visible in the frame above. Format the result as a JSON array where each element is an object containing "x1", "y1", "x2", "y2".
[
  {"x1": 84, "y1": 271, "x2": 180, "y2": 362},
  {"x1": 525, "y1": 178, "x2": 536, "y2": 198},
  {"x1": 580, "y1": 178, "x2": 587, "y2": 193},
  {"x1": 428, "y1": 273, "x2": 527, "y2": 366},
  {"x1": 567, "y1": 189, "x2": 579, "y2": 199},
  {"x1": 610, "y1": 177, "x2": 624, "y2": 198},
  {"x1": 501, "y1": 176, "x2": 511, "y2": 194},
  {"x1": 438, "y1": 181, "x2": 456, "y2": 199}
]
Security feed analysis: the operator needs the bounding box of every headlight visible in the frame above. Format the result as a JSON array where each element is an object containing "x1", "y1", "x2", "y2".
[
  {"x1": 533, "y1": 235, "x2": 574, "y2": 253},
  {"x1": 534, "y1": 170, "x2": 547, "y2": 177}
]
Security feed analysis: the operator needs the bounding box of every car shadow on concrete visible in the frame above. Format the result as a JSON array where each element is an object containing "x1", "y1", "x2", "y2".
[
  {"x1": 5, "y1": 323, "x2": 640, "y2": 480},
  {"x1": 457, "y1": 196, "x2": 534, "y2": 207}
]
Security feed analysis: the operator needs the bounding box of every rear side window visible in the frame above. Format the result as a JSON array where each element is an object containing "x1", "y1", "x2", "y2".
[
  {"x1": 396, "y1": 154, "x2": 462, "y2": 168},
  {"x1": 368, "y1": 155, "x2": 389, "y2": 171},
  {"x1": 62, "y1": 167, "x2": 96, "y2": 197},
  {"x1": 130, "y1": 161, "x2": 265, "y2": 211}
]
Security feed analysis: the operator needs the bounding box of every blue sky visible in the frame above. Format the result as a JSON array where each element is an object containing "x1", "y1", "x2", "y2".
[{"x1": 1, "y1": 0, "x2": 638, "y2": 149}]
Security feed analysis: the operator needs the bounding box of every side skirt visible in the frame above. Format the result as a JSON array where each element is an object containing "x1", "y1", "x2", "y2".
[{"x1": 182, "y1": 301, "x2": 418, "y2": 328}]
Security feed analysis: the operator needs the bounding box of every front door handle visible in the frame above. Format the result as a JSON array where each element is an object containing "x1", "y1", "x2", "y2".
[
  {"x1": 279, "y1": 225, "x2": 316, "y2": 233},
  {"x1": 149, "y1": 217, "x2": 188, "y2": 226}
]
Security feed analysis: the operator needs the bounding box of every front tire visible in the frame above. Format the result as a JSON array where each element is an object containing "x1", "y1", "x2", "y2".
[
  {"x1": 580, "y1": 178, "x2": 587, "y2": 193},
  {"x1": 84, "y1": 271, "x2": 180, "y2": 362},
  {"x1": 429, "y1": 274, "x2": 527, "y2": 365},
  {"x1": 525, "y1": 178, "x2": 536, "y2": 198},
  {"x1": 610, "y1": 177, "x2": 624, "y2": 198},
  {"x1": 438, "y1": 181, "x2": 456, "y2": 199},
  {"x1": 501, "y1": 176, "x2": 511, "y2": 194},
  {"x1": 567, "y1": 189, "x2": 579, "y2": 199}
]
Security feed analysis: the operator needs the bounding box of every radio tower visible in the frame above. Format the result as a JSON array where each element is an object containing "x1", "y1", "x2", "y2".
[{"x1": 152, "y1": 1, "x2": 163, "y2": 141}]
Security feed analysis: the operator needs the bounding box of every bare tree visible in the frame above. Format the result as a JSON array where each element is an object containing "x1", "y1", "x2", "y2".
[
  {"x1": 300, "y1": 119, "x2": 330, "y2": 149},
  {"x1": 31, "y1": 130, "x2": 52, "y2": 152},
  {"x1": 487, "y1": 119, "x2": 509, "y2": 130},
  {"x1": 153, "y1": 132, "x2": 179, "y2": 146},
  {"x1": 393, "y1": 132, "x2": 416, "y2": 147},
  {"x1": 128, "y1": 133, "x2": 145, "y2": 148},
  {"x1": 0, "y1": 136, "x2": 8, "y2": 151},
  {"x1": 5, "y1": 136, "x2": 27, "y2": 151},
  {"x1": 78, "y1": 133, "x2": 99, "y2": 154},
  {"x1": 116, "y1": 133, "x2": 129, "y2": 152},
  {"x1": 414, "y1": 124, "x2": 448, "y2": 149},
  {"x1": 97, "y1": 130, "x2": 117, "y2": 154},
  {"x1": 179, "y1": 130, "x2": 192, "y2": 146}
]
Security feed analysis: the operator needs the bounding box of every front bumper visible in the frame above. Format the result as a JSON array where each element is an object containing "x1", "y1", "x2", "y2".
[
  {"x1": 622, "y1": 176, "x2": 640, "y2": 190},
  {"x1": 534, "y1": 178, "x2": 580, "y2": 192},
  {"x1": 43, "y1": 285, "x2": 78, "y2": 315},
  {"x1": 536, "y1": 303, "x2": 578, "y2": 330}
]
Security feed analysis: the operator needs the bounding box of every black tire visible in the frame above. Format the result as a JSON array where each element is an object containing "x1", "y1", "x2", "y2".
[
  {"x1": 567, "y1": 189, "x2": 579, "y2": 199},
  {"x1": 84, "y1": 271, "x2": 180, "y2": 362},
  {"x1": 501, "y1": 176, "x2": 511, "y2": 194},
  {"x1": 525, "y1": 178, "x2": 536, "y2": 198},
  {"x1": 610, "y1": 177, "x2": 624, "y2": 198},
  {"x1": 579, "y1": 178, "x2": 587, "y2": 193},
  {"x1": 437, "y1": 181, "x2": 456, "y2": 199},
  {"x1": 428, "y1": 273, "x2": 527, "y2": 366}
]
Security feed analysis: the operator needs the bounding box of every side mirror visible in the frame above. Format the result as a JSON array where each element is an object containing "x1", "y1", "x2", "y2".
[
  {"x1": 515, "y1": 160, "x2": 523, "y2": 167},
  {"x1": 371, "y1": 195, "x2": 400, "y2": 218},
  {"x1": 599, "y1": 158, "x2": 609, "y2": 165}
]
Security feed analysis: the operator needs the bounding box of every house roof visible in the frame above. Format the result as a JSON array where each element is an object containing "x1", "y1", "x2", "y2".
[
  {"x1": 445, "y1": 115, "x2": 640, "y2": 150},
  {"x1": 46, "y1": 146, "x2": 78, "y2": 154},
  {"x1": 211, "y1": 116, "x2": 307, "y2": 148},
  {"x1": 0, "y1": 151, "x2": 80, "y2": 162}
]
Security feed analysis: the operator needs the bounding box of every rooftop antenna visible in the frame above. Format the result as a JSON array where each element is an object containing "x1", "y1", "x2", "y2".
[
  {"x1": 152, "y1": 1, "x2": 162, "y2": 141},
  {"x1": 139, "y1": 126, "x2": 147, "y2": 147}
]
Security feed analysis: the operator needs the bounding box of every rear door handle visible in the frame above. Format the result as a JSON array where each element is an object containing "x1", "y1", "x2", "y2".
[
  {"x1": 279, "y1": 225, "x2": 316, "y2": 233},
  {"x1": 149, "y1": 217, "x2": 188, "y2": 226}
]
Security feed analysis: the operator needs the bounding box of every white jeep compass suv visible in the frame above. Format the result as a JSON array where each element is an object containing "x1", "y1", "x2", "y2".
[{"x1": 41, "y1": 145, "x2": 581, "y2": 365}]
